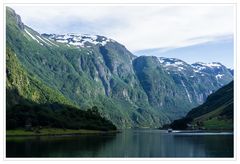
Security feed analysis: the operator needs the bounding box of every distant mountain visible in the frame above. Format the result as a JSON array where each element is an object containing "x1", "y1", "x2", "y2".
[
  {"x1": 228, "y1": 68, "x2": 234, "y2": 76},
  {"x1": 158, "y1": 57, "x2": 232, "y2": 104},
  {"x1": 170, "y1": 81, "x2": 233, "y2": 130},
  {"x1": 191, "y1": 62, "x2": 233, "y2": 86},
  {"x1": 6, "y1": 7, "x2": 233, "y2": 128}
]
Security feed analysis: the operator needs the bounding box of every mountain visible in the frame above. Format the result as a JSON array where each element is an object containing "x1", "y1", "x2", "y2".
[
  {"x1": 159, "y1": 57, "x2": 233, "y2": 103},
  {"x1": 6, "y1": 7, "x2": 233, "y2": 128},
  {"x1": 228, "y1": 68, "x2": 234, "y2": 76},
  {"x1": 170, "y1": 81, "x2": 233, "y2": 130},
  {"x1": 191, "y1": 62, "x2": 233, "y2": 86},
  {"x1": 6, "y1": 46, "x2": 116, "y2": 131}
]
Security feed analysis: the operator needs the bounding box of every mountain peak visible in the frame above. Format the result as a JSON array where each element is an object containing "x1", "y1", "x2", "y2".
[
  {"x1": 158, "y1": 57, "x2": 187, "y2": 65},
  {"x1": 42, "y1": 33, "x2": 115, "y2": 48},
  {"x1": 158, "y1": 57, "x2": 192, "y2": 72},
  {"x1": 6, "y1": 6, "x2": 24, "y2": 30}
]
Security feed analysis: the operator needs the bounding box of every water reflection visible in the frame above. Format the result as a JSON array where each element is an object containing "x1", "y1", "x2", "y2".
[
  {"x1": 6, "y1": 129, "x2": 233, "y2": 157},
  {"x1": 7, "y1": 134, "x2": 117, "y2": 157}
]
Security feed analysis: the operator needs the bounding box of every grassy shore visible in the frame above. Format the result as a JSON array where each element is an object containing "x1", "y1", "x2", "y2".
[
  {"x1": 6, "y1": 128, "x2": 119, "y2": 137},
  {"x1": 202, "y1": 118, "x2": 233, "y2": 130}
]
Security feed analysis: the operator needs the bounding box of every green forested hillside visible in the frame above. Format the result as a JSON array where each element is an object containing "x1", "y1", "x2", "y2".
[
  {"x1": 170, "y1": 81, "x2": 233, "y2": 130},
  {"x1": 6, "y1": 47, "x2": 116, "y2": 131},
  {"x1": 6, "y1": 47, "x2": 75, "y2": 108}
]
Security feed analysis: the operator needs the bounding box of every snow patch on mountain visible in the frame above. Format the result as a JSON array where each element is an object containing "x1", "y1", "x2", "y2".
[
  {"x1": 158, "y1": 58, "x2": 165, "y2": 64},
  {"x1": 195, "y1": 62, "x2": 222, "y2": 68},
  {"x1": 25, "y1": 29, "x2": 41, "y2": 45},
  {"x1": 158, "y1": 57, "x2": 191, "y2": 73},
  {"x1": 36, "y1": 35, "x2": 52, "y2": 46},
  {"x1": 216, "y1": 74, "x2": 224, "y2": 79},
  {"x1": 43, "y1": 34, "x2": 114, "y2": 48},
  {"x1": 158, "y1": 57, "x2": 186, "y2": 67},
  {"x1": 41, "y1": 37, "x2": 59, "y2": 47},
  {"x1": 193, "y1": 69, "x2": 200, "y2": 73},
  {"x1": 191, "y1": 62, "x2": 222, "y2": 71}
]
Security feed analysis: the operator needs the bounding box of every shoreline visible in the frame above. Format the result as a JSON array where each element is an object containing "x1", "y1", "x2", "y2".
[
  {"x1": 6, "y1": 128, "x2": 233, "y2": 137},
  {"x1": 172, "y1": 130, "x2": 233, "y2": 133},
  {"x1": 157, "y1": 129, "x2": 233, "y2": 135},
  {"x1": 6, "y1": 128, "x2": 121, "y2": 137}
]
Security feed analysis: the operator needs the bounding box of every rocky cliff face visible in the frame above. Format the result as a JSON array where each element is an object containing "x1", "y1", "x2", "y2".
[{"x1": 6, "y1": 7, "x2": 233, "y2": 128}]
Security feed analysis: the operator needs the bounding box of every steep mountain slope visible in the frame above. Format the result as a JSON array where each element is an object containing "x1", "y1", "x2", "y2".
[
  {"x1": 6, "y1": 46, "x2": 116, "y2": 130},
  {"x1": 170, "y1": 81, "x2": 233, "y2": 130},
  {"x1": 133, "y1": 56, "x2": 195, "y2": 118},
  {"x1": 6, "y1": 7, "x2": 233, "y2": 128}
]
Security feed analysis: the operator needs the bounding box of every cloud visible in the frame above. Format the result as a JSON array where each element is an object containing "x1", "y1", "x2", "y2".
[{"x1": 9, "y1": 5, "x2": 234, "y2": 52}]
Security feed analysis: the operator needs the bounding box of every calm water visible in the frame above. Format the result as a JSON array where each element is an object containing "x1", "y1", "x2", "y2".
[{"x1": 6, "y1": 129, "x2": 233, "y2": 158}]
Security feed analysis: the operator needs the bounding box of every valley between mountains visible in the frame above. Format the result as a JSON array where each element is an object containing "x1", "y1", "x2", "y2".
[{"x1": 6, "y1": 7, "x2": 233, "y2": 132}]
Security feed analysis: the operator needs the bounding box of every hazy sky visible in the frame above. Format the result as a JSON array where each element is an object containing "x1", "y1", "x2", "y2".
[{"x1": 9, "y1": 5, "x2": 234, "y2": 68}]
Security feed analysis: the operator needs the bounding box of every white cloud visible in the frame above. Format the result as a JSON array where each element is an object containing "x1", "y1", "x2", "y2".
[{"x1": 9, "y1": 5, "x2": 234, "y2": 51}]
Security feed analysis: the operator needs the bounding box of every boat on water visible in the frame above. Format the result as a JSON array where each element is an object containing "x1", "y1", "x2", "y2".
[{"x1": 168, "y1": 129, "x2": 173, "y2": 133}]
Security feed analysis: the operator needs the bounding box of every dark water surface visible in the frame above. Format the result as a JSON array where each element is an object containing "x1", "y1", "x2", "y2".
[{"x1": 6, "y1": 129, "x2": 233, "y2": 158}]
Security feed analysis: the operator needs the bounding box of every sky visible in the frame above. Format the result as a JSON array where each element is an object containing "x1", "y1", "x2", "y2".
[
  {"x1": 9, "y1": 5, "x2": 234, "y2": 68},
  {"x1": 135, "y1": 35, "x2": 233, "y2": 68}
]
